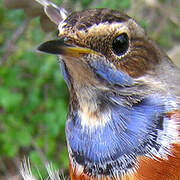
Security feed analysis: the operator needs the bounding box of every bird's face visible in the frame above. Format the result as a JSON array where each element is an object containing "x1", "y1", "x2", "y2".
[
  {"x1": 39, "y1": 9, "x2": 163, "y2": 87},
  {"x1": 39, "y1": 9, "x2": 169, "y2": 108},
  {"x1": 38, "y1": 8, "x2": 180, "y2": 180}
]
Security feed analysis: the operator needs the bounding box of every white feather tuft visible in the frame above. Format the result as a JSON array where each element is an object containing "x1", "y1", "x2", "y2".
[
  {"x1": 20, "y1": 158, "x2": 69, "y2": 180},
  {"x1": 20, "y1": 158, "x2": 37, "y2": 180}
]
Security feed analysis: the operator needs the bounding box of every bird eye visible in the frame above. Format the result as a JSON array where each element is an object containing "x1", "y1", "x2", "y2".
[{"x1": 112, "y1": 33, "x2": 129, "y2": 56}]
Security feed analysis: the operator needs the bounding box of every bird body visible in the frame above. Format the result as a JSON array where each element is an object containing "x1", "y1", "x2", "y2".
[{"x1": 35, "y1": 2, "x2": 180, "y2": 180}]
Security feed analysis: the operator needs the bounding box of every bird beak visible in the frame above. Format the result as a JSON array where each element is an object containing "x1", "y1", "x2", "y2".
[{"x1": 37, "y1": 39, "x2": 100, "y2": 58}]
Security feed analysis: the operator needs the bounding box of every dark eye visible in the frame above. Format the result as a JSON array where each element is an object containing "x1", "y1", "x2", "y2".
[{"x1": 112, "y1": 33, "x2": 129, "y2": 56}]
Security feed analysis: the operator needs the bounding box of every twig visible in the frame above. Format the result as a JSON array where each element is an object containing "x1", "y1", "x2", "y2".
[
  {"x1": 0, "y1": 157, "x2": 9, "y2": 178},
  {"x1": 0, "y1": 18, "x2": 31, "y2": 67}
]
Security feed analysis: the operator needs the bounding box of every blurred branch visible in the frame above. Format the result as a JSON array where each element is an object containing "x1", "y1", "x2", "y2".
[
  {"x1": 0, "y1": 18, "x2": 31, "y2": 67},
  {"x1": 3, "y1": 0, "x2": 67, "y2": 32}
]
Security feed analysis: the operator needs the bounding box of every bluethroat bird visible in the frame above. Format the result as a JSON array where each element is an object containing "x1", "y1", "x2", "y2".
[{"x1": 33, "y1": 0, "x2": 180, "y2": 179}]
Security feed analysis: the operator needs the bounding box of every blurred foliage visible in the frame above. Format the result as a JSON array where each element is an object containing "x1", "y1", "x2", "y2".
[
  {"x1": 0, "y1": 0, "x2": 69, "y2": 177},
  {"x1": 93, "y1": 0, "x2": 130, "y2": 10},
  {"x1": 0, "y1": 0, "x2": 180, "y2": 179}
]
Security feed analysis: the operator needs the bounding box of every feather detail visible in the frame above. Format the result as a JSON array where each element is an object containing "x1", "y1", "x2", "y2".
[
  {"x1": 125, "y1": 110, "x2": 180, "y2": 180},
  {"x1": 133, "y1": 144, "x2": 180, "y2": 180},
  {"x1": 20, "y1": 158, "x2": 68, "y2": 180}
]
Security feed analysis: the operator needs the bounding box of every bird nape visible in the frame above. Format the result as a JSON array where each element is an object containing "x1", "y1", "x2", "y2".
[{"x1": 24, "y1": 0, "x2": 180, "y2": 180}]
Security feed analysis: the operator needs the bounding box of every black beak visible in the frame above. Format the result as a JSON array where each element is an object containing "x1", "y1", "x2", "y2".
[
  {"x1": 37, "y1": 39, "x2": 69, "y2": 55},
  {"x1": 37, "y1": 38, "x2": 100, "y2": 58}
]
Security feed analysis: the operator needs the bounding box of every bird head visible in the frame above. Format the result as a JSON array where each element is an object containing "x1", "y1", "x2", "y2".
[
  {"x1": 38, "y1": 8, "x2": 172, "y2": 104},
  {"x1": 39, "y1": 9, "x2": 163, "y2": 75}
]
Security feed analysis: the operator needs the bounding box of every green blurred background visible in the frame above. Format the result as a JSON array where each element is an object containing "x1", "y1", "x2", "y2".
[{"x1": 0, "y1": 0, "x2": 180, "y2": 179}]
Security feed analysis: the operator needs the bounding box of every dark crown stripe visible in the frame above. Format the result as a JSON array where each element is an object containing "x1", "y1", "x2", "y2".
[{"x1": 64, "y1": 8, "x2": 130, "y2": 31}]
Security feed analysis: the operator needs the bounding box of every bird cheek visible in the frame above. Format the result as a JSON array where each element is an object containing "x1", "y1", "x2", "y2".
[{"x1": 62, "y1": 56, "x2": 101, "y2": 88}]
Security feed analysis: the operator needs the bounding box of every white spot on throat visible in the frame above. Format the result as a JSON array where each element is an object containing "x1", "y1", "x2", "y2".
[{"x1": 79, "y1": 106, "x2": 111, "y2": 131}]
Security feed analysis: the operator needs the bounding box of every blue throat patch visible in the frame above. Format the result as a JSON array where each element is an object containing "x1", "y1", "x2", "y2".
[{"x1": 66, "y1": 95, "x2": 168, "y2": 176}]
